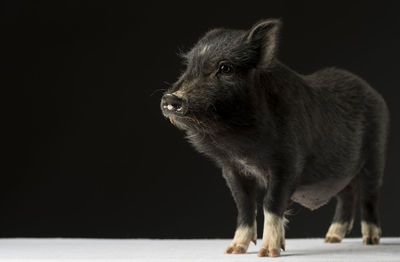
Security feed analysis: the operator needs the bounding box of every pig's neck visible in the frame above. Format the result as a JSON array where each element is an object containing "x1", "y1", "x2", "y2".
[
  {"x1": 257, "y1": 61, "x2": 313, "y2": 104},
  {"x1": 263, "y1": 61, "x2": 308, "y2": 89}
]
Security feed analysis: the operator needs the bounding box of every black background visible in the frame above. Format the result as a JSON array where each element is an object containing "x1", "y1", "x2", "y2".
[{"x1": 2, "y1": 1, "x2": 399, "y2": 238}]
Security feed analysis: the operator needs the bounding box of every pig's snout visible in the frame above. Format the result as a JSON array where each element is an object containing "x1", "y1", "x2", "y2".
[{"x1": 161, "y1": 93, "x2": 188, "y2": 117}]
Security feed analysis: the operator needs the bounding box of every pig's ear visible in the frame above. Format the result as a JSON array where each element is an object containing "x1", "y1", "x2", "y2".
[{"x1": 247, "y1": 19, "x2": 281, "y2": 67}]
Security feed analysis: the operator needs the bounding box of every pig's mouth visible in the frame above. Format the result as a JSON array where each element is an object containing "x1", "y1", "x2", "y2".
[{"x1": 160, "y1": 93, "x2": 208, "y2": 130}]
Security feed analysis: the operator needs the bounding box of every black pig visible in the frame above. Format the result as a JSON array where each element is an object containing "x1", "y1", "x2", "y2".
[{"x1": 160, "y1": 19, "x2": 389, "y2": 257}]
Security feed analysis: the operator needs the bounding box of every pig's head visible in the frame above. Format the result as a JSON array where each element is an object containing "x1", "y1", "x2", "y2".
[{"x1": 161, "y1": 19, "x2": 280, "y2": 132}]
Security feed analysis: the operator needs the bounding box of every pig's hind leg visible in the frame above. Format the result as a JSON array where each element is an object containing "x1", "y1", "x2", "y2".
[
  {"x1": 325, "y1": 179, "x2": 358, "y2": 243},
  {"x1": 359, "y1": 103, "x2": 388, "y2": 245},
  {"x1": 222, "y1": 167, "x2": 258, "y2": 254},
  {"x1": 359, "y1": 150, "x2": 385, "y2": 245}
]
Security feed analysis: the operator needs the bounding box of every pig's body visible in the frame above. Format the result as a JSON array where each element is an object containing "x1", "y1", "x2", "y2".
[
  {"x1": 187, "y1": 64, "x2": 388, "y2": 209},
  {"x1": 161, "y1": 20, "x2": 389, "y2": 257}
]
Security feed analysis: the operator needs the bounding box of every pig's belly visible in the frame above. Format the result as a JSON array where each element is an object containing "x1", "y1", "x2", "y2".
[{"x1": 291, "y1": 176, "x2": 353, "y2": 210}]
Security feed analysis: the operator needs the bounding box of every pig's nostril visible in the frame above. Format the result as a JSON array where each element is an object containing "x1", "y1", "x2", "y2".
[
  {"x1": 162, "y1": 103, "x2": 181, "y2": 111},
  {"x1": 161, "y1": 94, "x2": 186, "y2": 115},
  {"x1": 170, "y1": 105, "x2": 183, "y2": 111}
]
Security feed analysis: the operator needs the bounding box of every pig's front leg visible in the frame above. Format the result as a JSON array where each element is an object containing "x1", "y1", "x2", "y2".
[
  {"x1": 222, "y1": 167, "x2": 257, "y2": 254},
  {"x1": 258, "y1": 168, "x2": 294, "y2": 257}
]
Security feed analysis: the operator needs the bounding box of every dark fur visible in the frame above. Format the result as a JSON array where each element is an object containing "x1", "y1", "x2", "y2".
[{"x1": 161, "y1": 19, "x2": 389, "y2": 249}]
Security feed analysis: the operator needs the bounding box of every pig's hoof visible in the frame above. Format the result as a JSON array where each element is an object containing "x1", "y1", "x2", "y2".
[
  {"x1": 325, "y1": 236, "x2": 342, "y2": 243},
  {"x1": 324, "y1": 222, "x2": 349, "y2": 244},
  {"x1": 225, "y1": 225, "x2": 257, "y2": 254},
  {"x1": 225, "y1": 244, "x2": 247, "y2": 254},
  {"x1": 257, "y1": 239, "x2": 284, "y2": 257},
  {"x1": 258, "y1": 247, "x2": 280, "y2": 257},
  {"x1": 363, "y1": 236, "x2": 380, "y2": 245},
  {"x1": 361, "y1": 221, "x2": 381, "y2": 245},
  {"x1": 258, "y1": 212, "x2": 286, "y2": 257}
]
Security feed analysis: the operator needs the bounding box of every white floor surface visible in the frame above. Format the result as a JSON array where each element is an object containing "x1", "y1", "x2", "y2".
[{"x1": 0, "y1": 238, "x2": 399, "y2": 261}]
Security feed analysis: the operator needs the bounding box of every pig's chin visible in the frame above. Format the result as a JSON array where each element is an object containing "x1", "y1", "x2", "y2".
[{"x1": 168, "y1": 114, "x2": 204, "y2": 131}]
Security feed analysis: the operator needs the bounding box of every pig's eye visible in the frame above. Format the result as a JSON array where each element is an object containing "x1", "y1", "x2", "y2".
[{"x1": 218, "y1": 64, "x2": 233, "y2": 75}]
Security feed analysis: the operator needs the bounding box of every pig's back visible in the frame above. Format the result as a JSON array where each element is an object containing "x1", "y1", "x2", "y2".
[
  {"x1": 304, "y1": 67, "x2": 384, "y2": 106},
  {"x1": 303, "y1": 67, "x2": 386, "y2": 130}
]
